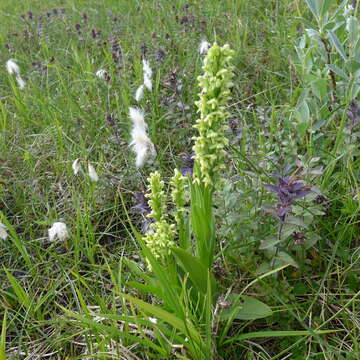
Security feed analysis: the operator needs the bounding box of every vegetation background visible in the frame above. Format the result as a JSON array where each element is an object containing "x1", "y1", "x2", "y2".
[{"x1": 0, "y1": 0, "x2": 359, "y2": 359}]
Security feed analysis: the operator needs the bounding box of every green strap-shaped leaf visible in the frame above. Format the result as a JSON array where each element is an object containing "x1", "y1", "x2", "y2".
[
  {"x1": 121, "y1": 293, "x2": 202, "y2": 346},
  {"x1": 328, "y1": 30, "x2": 347, "y2": 61},
  {"x1": 223, "y1": 329, "x2": 343, "y2": 345},
  {"x1": 172, "y1": 247, "x2": 217, "y2": 295},
  {"x1": 0, "y1": 311, "x2": 6, "y2": 360}
]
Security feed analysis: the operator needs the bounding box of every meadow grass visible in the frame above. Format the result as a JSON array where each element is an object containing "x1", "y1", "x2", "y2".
[{"x1": 0, "y1": 0, "x2": 359, "y2": 359}]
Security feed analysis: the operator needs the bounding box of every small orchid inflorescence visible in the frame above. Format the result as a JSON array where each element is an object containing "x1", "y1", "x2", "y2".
[
  {"x1": 192, "y1": 43, "x2": 235, "y2": 188},
  {"x1": 143, "y1": 172, "x2": 175, "y2": 266}
]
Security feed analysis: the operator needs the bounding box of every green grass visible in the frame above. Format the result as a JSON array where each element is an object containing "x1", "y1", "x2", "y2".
[{"x1": 0, "y1": 0, "x2": 359, "y2": 359}]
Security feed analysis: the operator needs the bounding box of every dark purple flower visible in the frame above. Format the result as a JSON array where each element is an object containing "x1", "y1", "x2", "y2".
[
  {"x1": 179, "y1": 152, "x2": 195, "y2": 177},
  {"x1": 264, "y1": 173, "x2": 312, "y2": 221},
  {"x1": 131, "y1": 192, "x2": 151, "y2": 215},
  {"x1": 347, "y1": 100, "x2": 360, "y2": 129}
]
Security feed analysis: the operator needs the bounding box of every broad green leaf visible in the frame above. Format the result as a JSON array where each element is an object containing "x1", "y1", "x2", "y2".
[
  {"x1": 321, "y1": 0, "x2": 337, "y2": 15},
  {"x1": 347, "y1": 16, "x2": 359, "y2": 46},
  {"x1": 328, "y1": 30, "x2": 347, "y2": 61},
  {"x1": 127, "y1": 281, "x2": 162, "y2": 298},
  {"x1": 259, "y1": 237, "x2": 280, "y2": 250},
  {"x1": 345, "y1": 60, "x2": 360, "y2": 74},
  {"x1": 326, "y1": 64, "x2": 349, "y2": 80},
  {"x1": 219, "y1": 294, "x2": 272, "y2": 321},
  {"x1": 277, "y1": 252, "x2": 299, "y2": 268},
  {"x1": 286, "y1": 216, "x2": 308, "y2": 228},
  {"x1": 296, "y1": 100, "x2": 310, "y2": 124},
  {"x1": 305, "y1": 0, "x2": 319, "y2": 20},
  {"x1": 310, "y1": 78, "x2": 328, "y2": 101},
  {"x1": 223, "y1": 329, "x2": 343, "y2": 345},
  {"x1": 354, "y1": 37, "x2": 360, "y2": 61},
  {"x1": 172, "y1": 247, "x2": 216, "y2": 295},
  {"x1": 190, "y1": 182, "x2": 215, "y2": 268}
]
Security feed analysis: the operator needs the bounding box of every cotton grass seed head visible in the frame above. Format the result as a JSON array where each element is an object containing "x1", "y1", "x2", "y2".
[
  {"x1": 142, "y1": 58, "x2": 153, "y2": 91},
  {"x1": 135, "y1": 84, "x2": 145, "y2": 102},
  {"x1": 129, "y1": 107, "x2": 156, "y2": 167},
  {"x1": 129, "y1": 106, "x2": 147, "y2": 130},
  {"x1": 96, "y1": 68, "x2": 108, "y2": 80},
  {"x1": 6, "y1": 59, "x2": 26, "y2": 89},
  {"x1": 6, "y1": 59, "x2": 20, "y2": 75},
  {"x1": 15, "y1": 76, "x2": 26, "y2": 89},
  {"x1": 48, "y1": 222, "x2": 69, "y2": 242},
  {"x1": 88, "y1": 163, "x2": 99, "y2": 182},
  {"x1": 72, "y1": 158, "x2": 81, "y2": 175},
  {"x1": 199, "y1": 39, "x2": 211, "y2": 55},
  {"x1": 0, "y1": 223, "x2": 8, "y2": 240}
]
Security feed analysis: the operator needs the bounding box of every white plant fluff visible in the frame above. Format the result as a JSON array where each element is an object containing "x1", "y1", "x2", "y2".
[
  {"x1": 129, "y1": 107, "x2": 156, "y2": 167},
  {"x1": 48, "y1": 222, "x2": 69, "y2": 242},
  {"x1": 88, "y1": 163, "x2": 99, "y2": 182},
  {"x1": 6, "y1": 59, "x2": 20, "y2": 75},
  {"x1": 199, "y1": 39, "x2": 211, "y2": 55},
  {"x1": 96, "y1": 69, "x2": 107, "y2": 80},
  {"x1": 129, "y1": 106, "x2": 147, "y2": 130},
  {"x1": 135, "y1": 84, "x2": 145, "y2": 102},
  {"x1": 0, "y1": 223, "x2": 8, "y2": 240},
  {"x1": 6, "y1": 59, "x2": 26, "y2": 89},
  {"x1": 72, "y1": 158, "x2": 81, "y2": 175},
  {"x1": 142, "y1": 59, "x2": 153, "y2": 91}
]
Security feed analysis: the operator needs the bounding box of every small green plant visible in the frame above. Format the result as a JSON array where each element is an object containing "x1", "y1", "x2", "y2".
[{"x1": 114, "y1": 43, "x2": 333, "y2": 359}]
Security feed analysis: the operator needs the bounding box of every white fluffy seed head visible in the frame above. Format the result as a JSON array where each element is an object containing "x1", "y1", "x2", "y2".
[
  {"x1": 88, "y1": 163, "x2": 99, "y2": 182},
  {"x1": 96, "y1": 69, "x2": 107, "y2": 79},
  {"x1": 135, "y1": 84, "x2": 145, "y2": 102},
  {"x1": 199, "y1": 39, "x2": 211, "y2": 55},
  {"x1": 144, "y1": 76, "x2": 152, "y2": 91},
  {"x1": 48, "y1": 222, "x2": 69, "y2": 242},
  {"x1": 149, "y1": 317, "x2": 158, "y2": 324},
  {"x1": 130, "y1": 129, "x2": 156, "y2": 167},
  {"x1": 129, "y1": 107, "x2": 156, "y2": 167},
  {"x1": 142, "y1": 59, "x2": 153, "y2": 91},
  {"x1": 142, "y1": 59, "x2": 152, "y2": 78},
  {"x1": 16, "y1": 75, "x2": 26, "y2": 89},
  {"x1": 6, "y1": 59, "x2": 20, "y2": 75},
  {"x1": 0, "y1": 223, "x2": 8, "y2": 240},
  {"x1": 72, "y1": 158, "x2": 81, "y2": 175},
  {"x1": 129, "y1": 106, "x2": 147, "y2": 131}
]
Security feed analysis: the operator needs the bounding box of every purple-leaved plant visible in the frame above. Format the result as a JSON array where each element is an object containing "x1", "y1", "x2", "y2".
[
  {"x1": 347, "y1": 100, "x2": 360, "y2": 130},
  {"x1": 264, "y1": 168, "x2": 312, "y2": 268},
  {"x1": 179, "y1": 152, "x2": 195, "y2": 177},
  {"x1": 264, "y1": 171, "x2": 312, "y2": 222}
]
